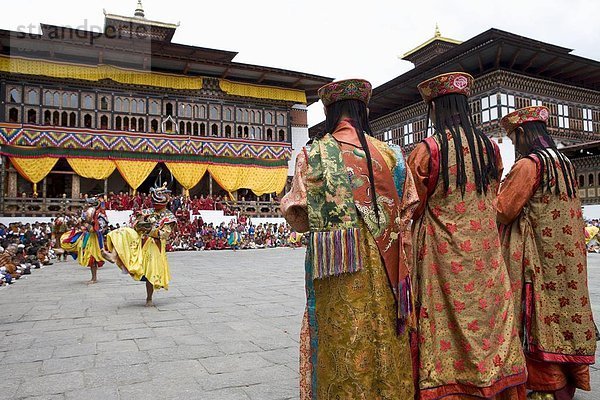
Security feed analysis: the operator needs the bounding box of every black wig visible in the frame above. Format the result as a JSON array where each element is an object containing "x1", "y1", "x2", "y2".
[
  {"x1": 427, "y1": 93, "x2": 499, "y2": 195},
  {"x1": 515, "y1": 121, "x2": 577, "y2": 198}
]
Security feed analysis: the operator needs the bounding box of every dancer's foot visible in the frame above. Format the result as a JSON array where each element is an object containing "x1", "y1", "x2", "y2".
[
  {"x1": 145, "y1": 299, "x2": 154, "y2": 307},
  {"x1": 86, "y1": 279, "x2": 97, "y2": 285},
  {"x1": 101, "y1": 250, "x2": 116, "y2": 263}
]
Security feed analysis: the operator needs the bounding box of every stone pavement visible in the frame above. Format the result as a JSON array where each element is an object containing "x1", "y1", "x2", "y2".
[{"x1": 0, "y1": 249, "x2": 599, "y2": 399}]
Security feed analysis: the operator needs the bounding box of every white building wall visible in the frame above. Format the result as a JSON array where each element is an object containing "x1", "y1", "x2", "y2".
[
  {"x1": 492, "y1": 136, "x2": 515, "y2": 179},
  {"x1": 289, "y1": 104, "x2": 309, "y2": 176}
]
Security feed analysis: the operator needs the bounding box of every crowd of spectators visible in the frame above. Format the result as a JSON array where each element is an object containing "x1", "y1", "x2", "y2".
[
  {"x1": 0, "y1": 222, "x2": 54, "y2": 287},
  {"x1": 105, "y1": 192, "x2": 235, "y2": 215},
  {"x1": 167, "y1": 215, "x2": 304, "y2": 252}
]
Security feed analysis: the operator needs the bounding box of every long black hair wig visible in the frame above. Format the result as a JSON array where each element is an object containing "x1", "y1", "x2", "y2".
[
  {"x1": 427, "y1": 93, "x2": 499, "y2": 195},
  {"x1": 316, "y1": 99, "x2": 380, "y2": 222},
  {"x1": 515, "y1": 121, "x2": 577, "y2": 197}
]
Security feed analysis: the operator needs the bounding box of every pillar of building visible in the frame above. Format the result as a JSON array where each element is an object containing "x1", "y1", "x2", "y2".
[
  {"x1": 7, "y1": 170, "x2": 18, "y2": 197},
  {"x1": 71, "y1": 175, "x2": 81, "y2": 199}
]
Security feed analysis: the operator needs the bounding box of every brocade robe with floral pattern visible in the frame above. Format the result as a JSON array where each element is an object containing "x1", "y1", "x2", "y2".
[
  {"x1": 497, "y1": 151, "x2": 596, "y2": 392},
  {"x1": 282, "y1": 121, "x2": 419, "y2": 400},
  {"x1": 408, "y1": 131, "x2": 527, "y2": 400}
]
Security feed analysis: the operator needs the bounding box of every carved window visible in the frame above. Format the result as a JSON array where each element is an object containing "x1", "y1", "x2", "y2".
[
  {"x1": 531, "y1": 99, "x2": 543, "y2": 107},
  {"x1": 404, "y1": 123, "x2": 414, "y2": 145},
  {"x1": 278, "y1": 129, "x2": 285, "y2": 141},
  {"x1": 210, "y1": 106, "x2": 220, "y2": 120},
  {"x1": 211, "y1": 123, "x2": 219, "y2": 136},
  {"x1": 100, "y1": 96, "x2": 109, "y2": 111},
  {"x1": 200, "y1": 123, "x2": 206, "y2": 136},
  {"x1": 277, "y1": 114, "x2": 285, "y2": 126},
  {"x1": 123, "y1": 117, "x2": 130, "y2": 131},
  {"x1": 237, "y1": 126, "x2": 243, "y2": 138},
  {"x1": 27, "y1": 109, "x2": 37, "y2": 124},
  {"x1": 179, "y1": 121, "x2": 185, "y2": 134},
  {"x1": 83, "y1": 95, "x2": 93, "y2": 109},
  {"x1": 265, "y1": 112, "x2": 273, "y2": 125},
  {"x1": 383, "y1": 129, "x2": 392, "y2": 143},
  {"x1": 266, "y1": 128, "x2": 273, "y2": 141},
  {"x1": 26, "y1": 89, "x2": 39, "y2": 105},
  {"x1": 71, "y1": 94, "x2": 78, "y2": 108},
  {"x1": 499, "y1": 93, "x2": 515, "y2": 117},
  {"x1": 150, "y1": 119, "x2": 158, "y2": 133},
  {"x1": 52, "y1": 111, "x2": 59, "y2": 126},
  {"x1": 557, "y1": 104, "x2": 569, "y2": 129},
  {"x1": 165, "y1": 103, "x2": 174, "y2": 116},
  {"x1": 44, "y1": 91, "x2": 53, "y2": 106},
  {"x1": 44, "y1": 110, "x2": 51, "y2": 125},
  {"x1": 84, "y1": 114, "x2": 92, "y2": 128},
  {"x1": 137, "y1": 100, "x2": 145, "y2": 114},
  {"x1": 149, "y1": 100, "x2": 160, "y2": 115},
  {"x1": 481, "y1": 94, "x2": 498, "y2": 123},
  {"x1": 61, "y1": 111, "x2": 68, "y2": 126},
  {"x1": 115, "y1": 98, "x2": 122, "y2": 112},
  {"x1": 115, "y1": 116, "x2": 122, "y2": 130},
  {"x1": 589, "y1": 174, "x2": 595, "y2": 187},
  {"x1": 198, "y1": 105, "x2": 206, "y2": 119},
  {"x1": 100, "y1": 115, "x2": 109, "y2": 130},
  {"x1": 583, "y1": 108, "x2": 593, "y2": 132},
  {"x1": 9, "y1": 88, "x2": 21, "y2": 103},
  {"x1": 139, "y1": 118, "x2": 144, "y2": 132},
  {"x1": 225, "y1": 108, "x2": 233, "y2": 121},
  {"x1": 193, "y1": 122, "x2": 198, "y2": 136},
  {"x1": 578, "y1": 175, "x2": 584, "y2": 188},
  {"x1": 131, "y1": 118, "x2": 137, "y2": 131},
  {"x1": 69, "y1": 112, "x2": 76, "y2": 127},
  {"x1": 123, "y1": 99, "x2": 130, "y2": 113},
  {"x1": 8, "y1": 107, "x2": 19, "y2": 122}
]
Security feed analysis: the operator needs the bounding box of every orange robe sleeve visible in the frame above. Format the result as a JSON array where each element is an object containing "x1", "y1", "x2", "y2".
[
  {"x1": 496, "y1": 157, "x2": 538, "y2": 225},
  {"x1": 406, "y1": 142, "x2": 431, "y2": 221},
  {"x1": 280, "y1": 150, "x2": 309, "y2": 233}
]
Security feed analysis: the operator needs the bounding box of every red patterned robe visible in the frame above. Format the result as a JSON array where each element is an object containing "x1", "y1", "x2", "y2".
[
  {"x1": 497, "y1": 151, "x2": 596, "y2": 396},
  {"x1": 408, "y1": 131, "x2": 526, "y2": 400}
]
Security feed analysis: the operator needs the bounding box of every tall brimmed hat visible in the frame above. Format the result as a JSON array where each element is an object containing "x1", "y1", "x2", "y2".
[
  {"x1": 417, "y1": 72, "x2": 474, "y2": 103},
  {"x1": 318, "y1": 79, "x2": 372, "y2": 107},
  {"x1": 500, "y1": 106, "x2": 550, "y2": 134}
]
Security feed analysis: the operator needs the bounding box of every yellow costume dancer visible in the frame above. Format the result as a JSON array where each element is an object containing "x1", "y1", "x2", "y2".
[
  {"x1": 61, "y1": 197, "x2": 108, "y2": 284},
  {"x1": 105, "y1": 182, "x2": 175, "y2": 306}
]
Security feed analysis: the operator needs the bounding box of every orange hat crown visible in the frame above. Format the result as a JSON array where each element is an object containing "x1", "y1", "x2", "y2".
[
  {"x1": 318, "y1": 79, "x2": 372, "y2": 107},
  {"x1": 500, "y1": 106, "x2": 550, "y2": 134},
  {"x1": 417, "y1": 72, "x2": 474, "y2": 103}
]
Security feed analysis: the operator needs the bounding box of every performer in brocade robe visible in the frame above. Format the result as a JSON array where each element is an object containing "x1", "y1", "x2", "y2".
[
  {"x1": 407, "y1": 72, "x2": 527, "y2": 399},
  {"x1": 61, "y1": 196, "x2": 108, "y2": 284},
  {"x1": 104, "y1": 180, "x2": 176, "y2": 307},
  {"x1": 281, "y1": 79, "x2": 419, "y2": 400},
  {"x1": 496, "y1": 107, "x2": 597, "y2": 400}
]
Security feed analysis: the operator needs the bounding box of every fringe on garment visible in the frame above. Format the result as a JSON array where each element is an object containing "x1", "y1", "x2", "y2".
[
  {"x1": 309, "y1": 227, "x2": 362, "y2": 279},
  {"x1": 397, "y1": 274, "x2": 414, "y2": 334}
]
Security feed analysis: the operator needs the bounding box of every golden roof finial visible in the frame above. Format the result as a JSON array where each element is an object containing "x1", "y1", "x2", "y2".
[
  {"x1": 434, "y1": 23, "x2": 441, "y2": 37},
  {"x1": 134, "y1": 0, "x2": 145, "y2": 18}
]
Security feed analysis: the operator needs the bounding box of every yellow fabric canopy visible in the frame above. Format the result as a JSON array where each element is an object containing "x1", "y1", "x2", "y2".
[
  {"x1": 0, "y1": 56, "x2": 202, "y2": 90},
  {"x1": 67, "y1": 158, "x2": 116, "y2": 180},
  {"x1": 114, "y1": 160, "x2": 157, "y2": 191},
  {"x1": 10, "y1": 157, "x2": 58, "y2": 195},
  {"x1": 208, "y1": 165, "x2": 288, "y2": 197},
  {"x1": 165, "y1": 162, "x2": 208, "y2": 196}
]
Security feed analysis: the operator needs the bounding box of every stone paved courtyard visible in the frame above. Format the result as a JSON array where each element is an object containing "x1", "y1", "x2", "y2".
[{"x1": 0, "y1": 249, "x2": 599, "y2": 399}]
